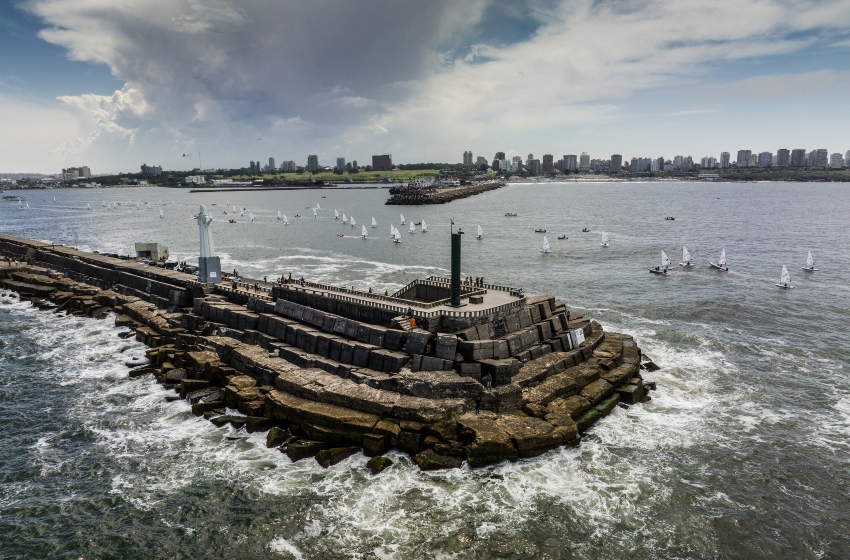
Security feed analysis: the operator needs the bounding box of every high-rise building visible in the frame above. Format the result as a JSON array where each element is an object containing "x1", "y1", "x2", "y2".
[
  {"x1": 845, "y1": 150, "x2": 850, "y2": 165},
  {"x1": 790, "y1": 149, "x2": 806, "y2": 167},
  {"x1": 758, "y1": 152, "x2": 772, "y2": 167},
  {"x1": 307, "y1": 155, "x2": 319, "y2": 172},
  {"x1": 776, "y1": 149, "x2": 790, "y2": 167},
  {"x1": 563, "y1": 154, "x2": 577, "y2": 172},
  {"x1": 806, "y1": 150, "x2": 817, "y2": 167},
  {"x1": 268, "y1": 157, "x2": 276, "y2": 172},
  {"x1": 542, "y1": 154, "x2": 554, "y2": 172},
  {"x1": 352, "y1": 160, "x2": 358, "y2": 169},
  {"x1": 610, "y1": 154, "x2": 622, "y2": 173},
  {"x1": 280, "y1": 160, "x2": 296, "y2": 172},
  {"x1": 529, "y1": 159, "x2": 541, "y2": 174},
  {"x1": 736, "y1": 150, "x2": 752, "y2": 167},
  {"x1": 141, "y1": 163, "x2": 162, "y2": 176},
  {"x1": 829, "y1": 153, "x2": 844, "y2": 169},
  {"x1": 336, "y1": 157, "x2": 346, "y2": 171},
  {"x1": 700, "y1": 156, "x2": 717, "y2": 169},
  {"x1": 371, "y1": 154, "x2": 392, "y2": 171},
  {"x1": 720, "y1": 152, "x2": 731, "y2": 168},
  {"x1": 77, "y1": 166, "x2": 91, "y2": 179},
  {"x1": 494, "y1": 152, "x2": 505, "y2": 160},
  {"x1": 815, "y1": 149, "x2": 828, "y2": 168},
  {"x1": 476, "y1": 156, "x2": 487, "y2": 166},
  {"x1": 579, "y1": 152, "x2": 590, "y2": 172},
  {"x1": 462, "y1": 151, "x2": 474, "y2": 166}
]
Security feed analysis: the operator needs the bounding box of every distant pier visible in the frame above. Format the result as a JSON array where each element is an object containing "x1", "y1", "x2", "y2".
[{"x1": 385, "y1": 180, "x2": 506, "y2": 205}]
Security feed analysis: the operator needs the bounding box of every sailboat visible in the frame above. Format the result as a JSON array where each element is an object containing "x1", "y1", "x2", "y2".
[
  {"x1": 541, "y1": 236, "x2": 551, "y2": 253},
  {"x1": 240, "y1": 208, "x2": 245, "y2": 216},
  {"x1": 342, "y1": 213, "x2": 347, "y2": 224},
  {"x1": 776, "y1": 265, "x2": 793, "y2": 289},
  {"x1": 390, "y1": 225, "x2": 396, "y2": 238},
  {"x1": 679, "y1": 246, "x2": 693, "y2": 267},
  {"x1": 371, "y1": 217, "x2": 377, "y2": 228},
  {"x1": 282, "y1": 215, "x2": 289, "y2": 225},
  {"x1": 25, "y1": 202, "x2": 30, "y2": 209},
  {"x1": 601, "y1": 234, "x2": 609, "y2": 247},
  {"x1": 53, "y1": 196, "x2": 56, "y2": 202},
  {"x1": 232, "y1": 205, "x2": 237, "y2": 213},
  {"x1": 400, "y1": 214, "x2": 405, "y2": 225},
  {"x1": 409, "y1": 222, "x2": 416, "y2": 234},
  {"x1": 226, "y1": 200, "x2": 229, "y2": 206},
  {"x1": 316, "y1": 203, "x2": 321, "y2": 210},
  {"x1": 649, "y1": 251, "x2": 671, "y2": 274},
  {"x1": 249, "y1": 212, "x2": 255, "y2": 222},
  {"x1": 335, "y1": 209, "x2": 340, "y2": 219},
  {"x1": 421, "y1": 220, "x2": 428, "y2": 233},
  {"x1": 393, "y1": 229, "x2": 402, "y2": 243},
  {"x1": 159, "y1": 209, "x2": 164, "y2": 219},
  {"x1": 709, "y1": 249, "x2": 728, "y2": 271},
  {"x1": 172, "y1": 200, "x2": 175, "y2": 206},
  {"x1": 351, "y1": 217, "x2": 356, "y2": 228},
  {"x1": 802, "y1": 251, "x2": 817, "y2": 272},
  {"x1": 136, "y1": 202, "x2": 140, "y2": 209},
  {"x1": 313, "y1": 208, "x2": 318, "y2": 218},
  {"x1": 87, "y1": 203, "x2": 91, "y2": 210},
  {"x1": 476, "y1": 225, "x2": 483, "y2": 239},
  {"x1": 146, "y1": 202, "x2": 150, "y2": 208},
  {"x1": 102, "y1": 201, "x2": 106, "y2": 207},
  {"x1": 277, "y1": 211, "x2": 282, "y2": 220},
  {"x1": 361, "y1": 225, "x2": 368, "y2": 238}
]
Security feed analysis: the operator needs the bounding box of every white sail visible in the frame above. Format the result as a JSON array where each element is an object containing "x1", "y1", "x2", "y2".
[
  {"x1": 602, "y1": 234, "x2": 609, "y2": 245},
  {"x1": 421, "y1": 220, "x2": 428, "y2": 232},
  {"x1": 361, "y1": 225, "x2": 368, "y2": 238},
  {"x1": 249, "y1": 212, "x2": 255, "y2": 222},
  {"x1": 806, "y1": 251, "x2": 814, "y2": 269},
  {"x1": 661, "y1": 250, "x2": 671, "y2": 269},
  {"x1": 351, "y1": 217, "x2": 356, "y2": 227},
  {"x1": 226, "y1": 200, "x2": 229, "y2": 206},
  {"x1": 102, "y1": 201, "x2": 106, "y2": 207},
  {"x1": 283, "y1": 215, "x2": 289, "y2": 224},
  {"x1": 400, "y1": 214, "x2": 405, "y2": 225},
  {"x1": 240, "y1": 208, "x2": 245, "y2": 216},
  {"x1": 682, "y1": 246, "x2": 691, "y2": 263},
  {"x1": 477, "y1": 225, "x2": 483, "y2": 238},
  {"x1": 277, "y1": 210, "x2": 282, "y2": 220},
  {"x1": 390, "y1": 225, "x2": 395, "y2": 237},
  {"x1": 159, "y1": 209, "x2": 164, "y2": 219},
  {"x1": 158, "y1": 198, "x2": 162, "y2": 206},
  {"x1": 136, "y1": 202, "x2": 140, "y2": 209},
  {"x1": 87, "y1": 203, "x2": 91, "y2": 210},
  {"x1": 25, "y1": 202, "x2": 30, "y2": 209},
  {"x1": 316, "y1": 203, "x2": 321, "y2": 210},
  {"x1": 719, "y1": 249, "x2": 726, "y2": 267},
  {"x1": 409, "y1": 222, "x2": 416, "y2": 234},
  {"x1": 372, "y1": 217, "x2": 377, "y2": 228},
  {"x1": 542, "y1": 236, "x2": 551, "y2": 253},
  {"x1": 780, "y1": 265, "x2": 791, "y2": 285},
  {"x1": 394, "y1": 230, "x2": 402, "y2": 242},
  {"x1": 313, "y1": 208, "x2": 317, "y2": 218},
  {"x1": 53, "y1": 197, "x2": 56, "y2": 202},
  {"x1": 232, "y1": 205, "x2": 237, "y2": 213},
  {"x1": 335, "y1": 209, "x2": 339, "y2": 219},
  {"x1": 342, "y1": 213, "x2": 347, "y2": 224},
  {"x1": 172, "y1": 200, "x2": 175, "y2": 206}
]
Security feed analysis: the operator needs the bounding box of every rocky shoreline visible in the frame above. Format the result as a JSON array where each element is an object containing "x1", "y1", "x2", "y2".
[{"x1": 0, "y1": 234, "x2": 657, "y2": 473}]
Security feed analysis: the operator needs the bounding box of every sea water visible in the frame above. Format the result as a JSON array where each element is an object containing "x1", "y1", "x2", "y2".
[{"x1": 1, "y1": 182, "x2": 848, "y2": 558}]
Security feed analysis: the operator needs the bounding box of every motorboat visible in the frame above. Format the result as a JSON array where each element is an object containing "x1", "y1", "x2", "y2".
[
  {"x1": 582, "y1": 227, "x2": 590, "y2": 232},
  {"x1": 557, "y1": 235, "x2": 567, "y2": 240},
  {"x1": 505, "y1": 212, "x2": 518, "y2": 217},
  {"x1": 534, "y1": 229, "x2": 547, "y2": 233}
]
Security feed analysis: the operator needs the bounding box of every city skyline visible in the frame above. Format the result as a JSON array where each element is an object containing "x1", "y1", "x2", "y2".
[{"x1": 1, "y1": 1, "x2": 850, "y2": 174}]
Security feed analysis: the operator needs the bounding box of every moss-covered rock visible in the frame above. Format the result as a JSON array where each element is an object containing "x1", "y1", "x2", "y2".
[
  {"x1": 266, "y1": 426, "x2": 289, "y2": 448},
  {"x1": 315, "y1": 447, "x2": 359, "y2": 468},
  {"x1": 366, "y1": 455, "x2": 394, "y2": 475},
  {"x1": 362, "y1": 432, "x2": 389, "y2": 457},
  {"x1": 285, "y1": 440, "x2": 328, "y2": 462},
  {"x1": 413, "y1": 449, "x2": 463, "y2": 470}
]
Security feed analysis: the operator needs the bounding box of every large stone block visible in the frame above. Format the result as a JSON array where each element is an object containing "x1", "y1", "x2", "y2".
[
  {"x1": 352, "y1": 343, "x2": 376, "y2": 367},
  {"x1": 579, "y1": 379, "x2": 614, "y2": 405},
  {"x1": 405, "y1": 330, "x2": 432, "y2": 355},
  {"x1": 434, "y1": 334, "x2": 458, "y2": 361}
]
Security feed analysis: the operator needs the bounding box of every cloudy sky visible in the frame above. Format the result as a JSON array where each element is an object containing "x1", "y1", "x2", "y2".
[{"x1": 1, "y1": 0, "x2": 849, "y2": 174}]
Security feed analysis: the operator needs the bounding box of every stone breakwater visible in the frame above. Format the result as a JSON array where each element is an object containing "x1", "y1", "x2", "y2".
[
  {"x1": 0, "y1": 234, "x2": 656, "y2": 472},
  {"x1": 385, "y1": 180, "x2": 505, "y2": 205}
]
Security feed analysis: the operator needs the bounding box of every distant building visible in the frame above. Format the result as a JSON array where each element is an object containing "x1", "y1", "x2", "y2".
[
  {"x1": 563, "y1": 154, "x2": 577, "y2": 172},
  {"x1": 62, "y1": 168, "x2": 79, "y2": 181},
  {"x1": 650, "y1": 159, "x2": 661, "y2": 172},
  {"x1": 184, "y1": 175, "x2": 205, "y2": 184},
  {"x1": 790, "y1": 149, "x2": 807, "y2": 167},
  {"x1": 776, "y1": 149, "x2": 790, "y2": 168},
  {"x1": 336, "y1": 157, "x2": 346, "y2": 171},
  {"x1": 141, "y1": 163, "x2": 162, "y2": 177},
  {"x1": 476, "y1": 156, "x2": 487, "y2": 166},
  {"x1": 830, "y1": 153, "x2": 844, "y2": 169},
  {"x1": 845, "y1": 151, "x2": 850, "y2": 165},
  {"x1": 758, "y1": 151, "x2": 772, "y2": 167},
  {"x1": 352, "y1": 160, "x2": 358, "y2": 169},
  {"x1": 268, "y1": 157, "x2": 276, "y2": 172},
  {"x1": 307, "y1": 155, "x2": 319, "y2": 172},
  {"x1": 371, "y1": 154, "x2": 392, "y2": 171},
  {"x1": 700, "y1": 156, "x2": 717, "y2": 169},
  {"x1": 579, "y1": 152, "x2": 590, "y2": 172},
  {"x1": 806, "y1": 150, "x2": 817, "y2": 167},
  {"x1": 815, "y1": 149, "x2": 828, "y2": 168},
  {"x1": 529, "y1": 159, "x2": 541, "y2": 174},
  {"x1": 499, "y1": 159, "x2": 511, "y2": 172},
  {"x1": 542, "y1": 154, "x2": 553, "y2": 172},
  {"x1": 78, "y1": 166, "x2": 91, "y2": 179},
  {"x1": 494, "y1": 152, "x2": 505, "y2": 161},
  {"x1": 280, "y1": 160, "x2": 297, "y2": 172},
  {"x1": 736, "y1": 150, "x2": 752, "y2": 168},
  {"x1": 592, "y1": 159, "x2": 610, "y2": 173},
  {"x1": 610, "y1": 154, "x2": 622, "y2": 173},
  {"x1": 463, "y1": 151, "x2": 474, "y2": 166},
  {"x1": 720, "y1": 152, "x2": 731, "y2": 168}
]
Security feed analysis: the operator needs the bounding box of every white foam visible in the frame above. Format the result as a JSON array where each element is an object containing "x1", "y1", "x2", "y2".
[{"x1": 268, "y1": 537, "x2": 304, "y2": 559}]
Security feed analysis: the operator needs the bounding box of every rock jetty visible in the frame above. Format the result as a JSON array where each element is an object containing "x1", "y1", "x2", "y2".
[
  {"x1": 386, "y1": 180, "x2": 505, "y2": 205},
  {"x1": 0, "y1": 234, "x2": 656, "y2": 472}
]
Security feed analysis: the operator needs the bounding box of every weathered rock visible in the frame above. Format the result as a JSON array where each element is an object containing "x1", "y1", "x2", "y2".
[
  {"x1": 457, "y1": 412, "x2": 518, "y2": 467},
  {"x1": 398, "y1": 431, "x2": 421, "y2": 455},
  {"x1": 362, "y1": 432, "x2": 390, "y2": 456},
  {"x1": 286, "y1": 439, "x2": 328, "y2": 462},
  {"x1": 523, "y1": 373, "x2": 578, "y2": 406},
  {"x1": 315, "y1": 447, "x2": 359, "y2": 468},
  {"x1": 128, "y1": 366, "x2": 157, "y2": 379},
  {"x1": 164, "y1": 368, "x2": 188, "y2": 383},
  {"x1": 579, "y1": 379, "x2": 613, "y2": 405},
  {"x1": 266, "y1": 426, "x2": 289, "y2": 448},
  {"x1": 373, "y1": 420, "x2": 402, "y2": 444},
  {"x1": 546, "y1": 395, "x2": 591, "y2": 419},
  {"x1": 265, "y1": 390, "x2": 380, "y2": 443},
  {"x1": 497, "y1": 414, "x2": 564, "y2": 458},
  {"x1": 192, "y1": 400, "x2": 224, "y2": 416},
  {"x1": 245, "y1": 416, "x2": 274, "y2": 433},
  {"x1": 413, "y1": 449, "x2": 464, "y2": 470},
  {"x1": 366, "y1": 455, "x2": 394, "y2": 474}
]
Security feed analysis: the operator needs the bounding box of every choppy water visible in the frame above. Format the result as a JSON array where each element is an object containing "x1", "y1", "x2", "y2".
[{"x1": 1, "y1": 182, "x2": 849, "y2": 559}]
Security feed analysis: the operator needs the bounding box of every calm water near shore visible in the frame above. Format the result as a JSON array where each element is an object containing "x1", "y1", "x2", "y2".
[{"x1": 1, "y1": 182, "x2": 849, "y2": 559}]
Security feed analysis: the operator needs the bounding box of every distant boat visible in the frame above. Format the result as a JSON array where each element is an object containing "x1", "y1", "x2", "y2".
[
  {"x1": 776, "y1": 265, "x2": 793, "y2": 289},
  {"x1": 229, "y1": 219, "x2": 237, "y2": 223},
  {"x1": 351, "y1": 217, "x2": 356, "y2": 228},
  {"x1": 240, "y1": 208, "x2": 245, "y2": 216},
  {"x1": 146, "y1": 202, "x2": 150, "y2": 208},
  {"x1": 534, "y1": 228, "x2": 547, "y2": 233},
  {"x1": 421, "y1": 220, "x2": 428, "y2": 232},
  {"x1": 582, "y1": 227, "x2": 590, "y2": 232},
  {"x1": 802, "y1": 251, "x2": 817, "y2": 272},
  {"x1": 665, "y1": 216, "x2": 676, "y2": 221},
  {"x1": 541, "y1": 236, "x2": 551, "y2": 253},
  {"x1": 159, "y1": 209, "x2": 164, "y2": 219},
  {"x1": 87, "y1": 203, "x2": 91, "y2": 210},
  {"x1": 25, "y1": 202, "x2": 30, "y2": 209},
  {"x1": 136, "y1": 203, "x2": 140, "y2": 209},
  {"x1": 226, "y1": 200, "x2": 229, "y2": 206},
  {"x1": 476, "y1": 225, "x2": 483, "y2": 239},
  {"x1": 505, "y1": 212, "x2": 517, "y2": 217},
  {"x1": 316, "y1": 203, "x2": 321, "y2": 210},
  {"x1": 342, "y1": 213, "x2": 347, "y2": 224},
  {"x1": 102, "y1": 201, "x2": 106, "y2": 207},
  {"x1": 172, "y1": 200, "x2": 175, "y2": 206},
  {"x1": 679, "y1": 246, "x2": 693, "y2": 267},
  {"x1": 53, "y1": 197, "x2": 56, "y2": 202},
  {"x1": 709, "y1": 249, "x2": 728, "y2": 271},
  {"x1": 361, "y1": 225, "x2": 368, "y2": 238},
  {"x1": 158, "y1": 198, "x2": 162, "y2": 206},
  {"x1": 394, "y1": 229, "x2": 402, "y2": 243},
  {"x1": 313, "y1": 208, "x2": 318, "y2": 218},
  {"x1": 650, "y1": 251, "x2": 671, "y2": 274},
  {"x1": 277, "y1": 211, "x2": 282, "y2": 220},
  {"x1": 249, "y1": 212, "x2": 255, "y2": 222},
  {"x1": 371, "y1": 217, "x2": 377, "y2": 228},
  {"x1": 390, "y1": 225, "x2": 396, "y2": 238},
  {"x1": 335, "y1": 209, "x2": 340, "y2": 219},
  {"x1": 409, "y1": 222, "x2": 416, "y2": 234},
  {"x1": 282, "y1": 215, "x2": 289, "y2": 225},
  {"x1": 557, "y1": 235, "x2": 567, "y2": 240},
  {"x1": 232, "y1": 205, "x2": 237, "y2": 213},
  {"x1": 601, "y1": 234, "x2": 609, "y2": 247},
  {"x1": 400, "y1": 214, "x2": 405, "y2": 225}
]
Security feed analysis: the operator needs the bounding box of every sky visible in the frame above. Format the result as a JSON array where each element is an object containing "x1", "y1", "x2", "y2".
[{"x1": 1, "y1": 0, "x2": 850, "y2": 175}]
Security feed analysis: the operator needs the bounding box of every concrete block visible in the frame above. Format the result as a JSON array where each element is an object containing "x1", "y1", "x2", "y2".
[
  {"x1": 338, "y1": 340, "x2": 355, "y2": 364},
  {"x1": 406, "y1": 330, "x2": 432, "y2": 355}
]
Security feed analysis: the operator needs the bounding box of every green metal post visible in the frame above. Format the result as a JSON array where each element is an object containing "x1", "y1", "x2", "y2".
[{"x1": 451, "y1": 230, "x2": 461, "y2": 307}]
